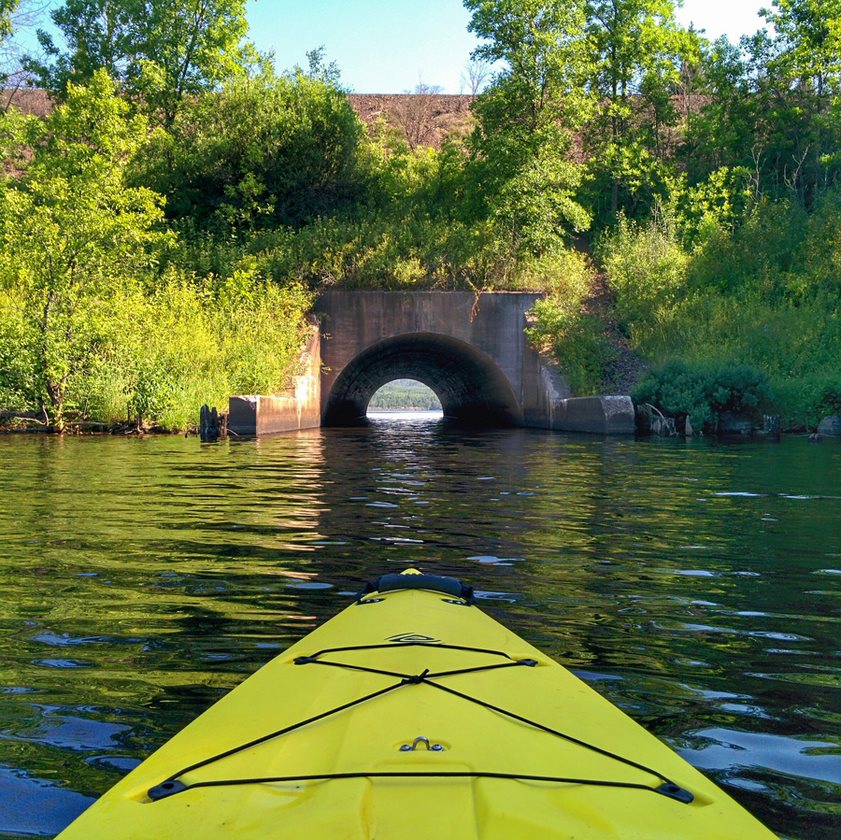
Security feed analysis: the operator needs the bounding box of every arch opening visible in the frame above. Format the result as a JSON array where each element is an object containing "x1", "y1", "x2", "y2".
[
  {"x1": 367, "y1": 379, "x2": 443, "y2": 416},
  {"x1": 322, "y1": 332, "x2": 521, "y2": 427}
]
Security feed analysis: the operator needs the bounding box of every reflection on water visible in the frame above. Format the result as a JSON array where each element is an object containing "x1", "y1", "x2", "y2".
[{"x1": 0, "y1": 420, "x2": 840, "y2": 838}]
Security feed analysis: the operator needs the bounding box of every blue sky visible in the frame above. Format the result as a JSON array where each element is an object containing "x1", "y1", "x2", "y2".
[
  {"x1": 248, "y1": 0, "x2": 770, "y2": 94},
  {"x1": 15, "y1": 1, "x2": 771, "y2": 94}
]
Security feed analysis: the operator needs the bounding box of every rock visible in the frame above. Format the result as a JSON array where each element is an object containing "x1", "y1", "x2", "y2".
[
  {"x1": 817, "y1": 415, "x2": 841, "y2": 436},
  {"x1": 717, "y1": 411, "x2": 753, "y2": 436},
  {"x1": 551, "y1": 395, "x2": 636, "y2": 435}
]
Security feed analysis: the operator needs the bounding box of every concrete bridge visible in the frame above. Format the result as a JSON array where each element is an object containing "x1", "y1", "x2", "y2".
[{"x1": 228, "y1": 290, "x2": 634, "y2": 435}]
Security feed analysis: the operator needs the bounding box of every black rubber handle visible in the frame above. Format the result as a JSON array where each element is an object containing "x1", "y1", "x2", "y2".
[{"x1": 360, "y1": 573, "x2": 474, "y2": 603}]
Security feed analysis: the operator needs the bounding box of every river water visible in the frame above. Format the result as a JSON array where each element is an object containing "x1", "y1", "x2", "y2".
[{"x1": 0, "y1": 418, "x2": 839, "y2": 839}]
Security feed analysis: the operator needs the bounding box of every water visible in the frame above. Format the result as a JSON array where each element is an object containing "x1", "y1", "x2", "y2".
[{"x1": 0, "y1": 421, "x2": 839, "y2": 839}]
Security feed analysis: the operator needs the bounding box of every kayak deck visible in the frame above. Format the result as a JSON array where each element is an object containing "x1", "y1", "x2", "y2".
[{"x1": 57, "y1": 572, "x2": 777, "y2": 839}]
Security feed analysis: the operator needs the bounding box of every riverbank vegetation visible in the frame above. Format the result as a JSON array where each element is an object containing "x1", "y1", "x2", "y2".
[{"x1": 1, "y1": 0, "x2": 840, "y2": 431}]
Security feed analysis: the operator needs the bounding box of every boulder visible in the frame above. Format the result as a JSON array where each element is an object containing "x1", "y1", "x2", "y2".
[
  {"x1": 551, "y1": 395, "x2": 636, "y2": 435},
  {"x1": 718, "y1": 411, "x2": 753, "y2": 436},
  {"x1": 817, "y1": 415, "x2": 841, "y2": 436}
]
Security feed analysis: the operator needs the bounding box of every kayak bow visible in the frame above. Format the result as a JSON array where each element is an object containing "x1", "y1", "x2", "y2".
[{"x1": 56, "y1": 569, "x2": 776, "y2": 839}]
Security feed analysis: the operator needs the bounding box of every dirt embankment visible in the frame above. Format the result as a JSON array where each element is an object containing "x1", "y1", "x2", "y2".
[
  {"x1": 3, "y1": 87, "x2": 477, "y2": 149},
  {"x1": 348, "y1": 93, "x2": 475, "y2": 149}
]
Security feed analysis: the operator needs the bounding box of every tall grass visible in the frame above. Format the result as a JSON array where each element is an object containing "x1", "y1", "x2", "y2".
[
  {"x1": 526, "y1": 250, "x2": 616, "y2": 395},
  {"x1": 0, "y1": 270, "x2": 312, "y2": 431},
  {"x1": 599, "y1": 193, "x2": 841, "y2": 429}
]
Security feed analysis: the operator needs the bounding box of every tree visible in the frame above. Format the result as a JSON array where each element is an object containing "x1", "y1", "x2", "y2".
[
  {"x1": 26, "y1": 0, "x2": 252, "y2": 124},
  {"x1": 137, "y1": 65, "x2": 366, "y2": 232},
  {"x1": 759, "y1": 0, "x2": 841, "y2": 199},
  {"x1": 583, "y1": 0, "x2": 695, "y2": 221},
  {"x1": 136, "y1": 0, "x2": 252, "y2": 125},
  {"x1": 466, "y1": 0, "x2": 593, "y2": 138},
  {"x1": 27, "y1": 0, "x2": 136, "y2": 90},
  {"x1": 461, "y1": 58, "x2": 491, "y2": 95},
  {"x1": 0, "y1": 70, "x2": 166, "y2": 427},
  {"x1": 392, "y1": 81, "x2": 445, "y2": 151},
  {"x1": 684, "y1": 2, "x2": 841, "y2": 204},
  {"x1": 0, "y1": 0, "x2": 30, "y2": 90},
  {"x1": 762, "y1": 0, "x2": 841, "y2": 99},
  {"x1": 463, "y1": 0, "x2": 594, "y2": 252},
  {"x1": 0, "y1": 0, "x2": 18, "y2": 38}
]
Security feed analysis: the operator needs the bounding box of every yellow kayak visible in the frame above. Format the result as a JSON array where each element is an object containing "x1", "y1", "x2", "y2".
[{"x1": 56, "y1": 569, "x2": 776, "y2": 839}]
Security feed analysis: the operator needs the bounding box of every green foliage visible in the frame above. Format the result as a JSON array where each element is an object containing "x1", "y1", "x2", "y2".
[
  {"x1": 2, "y1": 0, "x2": 839, "y2": 438},
  {"x1": 368, "y1": 380, "x2": 442, "y2": 411},
  {"x1": 633, "y1": 360, "x2": 771, "y2": 431},
  {"x1": 0, "y1": 0, "x2": 17, "y2": 39},
  {"x1": 0, "y1": 70, "x2": 166, "y2": 428},
  {"x1": 670, "y1": 166, "x2": 754, "y2": 244},
  {"x1": 0, "y1": 259, "x2": 313, "y2": 432},
  {"x1": 526, "y1": 250, "x2": 615, "y2": 394},
  {"x1": 0, "y1": 284, "x2": 35, "y2": 412},
  {"x1": 0, "y1": 71, "x2": 313, "y2": 431},
  {"x1": 466, "y1": 0, "x2": 593, "y2": 137},
  {"x1": 527, "y1": 298, "x2": 615, "y2": 395},
  {"x1": 814, "y1": 377, "x2": 841, "y2": 416},
  {"x1": 139, "y1": 67, "x2": 366, "y2": 232},
  {"x1": 117, "y1": 270, "x2": 311, "y2": 430},
  {"x1": 794, "y1": 189, "x2": 841, "y2": 297},
  {"x1": 683, "y1": 3, "x2": 841, "y2": 206},
  {"x1": 774, "y1": 373, "x2": 841, "y2": 430},
  {"x1": 762, "y1": 0, "x2": 841, "y2": 96},
  {"x1": 465, "y1": 0, "x2": 594, "y2": 251},
  {"x1": 213, "y1": 268, "x2": 312, "y2": 395},
  {"x1": 241, "y1": 210, "x2": 502, "y2": 290},
  {"x1": 684, "y1": 199, "x2": 809, "y2": 297},
  {"x1": 485, "y1": 143, "x2": 590, "y2": 255},
  {"x1": 26, "y1": 0, "x2": 252, "y2": 124},
  {"x1": 604, "y1": 184, "x2": 841, "y2": 430},
  {"x1": 598, "y1": 211, "x2": 689, "y2": 342},
  {"x1": 583, "y1": 0, "x2": 697, "y2": 224}
]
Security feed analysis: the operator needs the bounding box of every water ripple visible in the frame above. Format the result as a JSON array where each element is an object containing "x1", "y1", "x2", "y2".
[{"x1": 0, "y1": 430, "x2": 839, "y2": 839}]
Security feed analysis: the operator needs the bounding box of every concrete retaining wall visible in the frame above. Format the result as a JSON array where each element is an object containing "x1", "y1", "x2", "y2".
[{"x1": 227, "y1": 329, "x2": 321, "y2": 436}]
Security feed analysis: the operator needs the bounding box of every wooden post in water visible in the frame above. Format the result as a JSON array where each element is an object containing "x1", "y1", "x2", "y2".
[{"x1": 200, "y1": 404, "x2": 219, "y2": 442}]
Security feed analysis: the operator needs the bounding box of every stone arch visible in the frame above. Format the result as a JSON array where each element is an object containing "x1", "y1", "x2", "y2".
[{"x1": 321, "y1": 332, "x2": 522, "y2": 426}]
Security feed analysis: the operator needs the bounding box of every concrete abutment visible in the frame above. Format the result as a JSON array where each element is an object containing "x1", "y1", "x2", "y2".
[{"x1": 228, "y1": 290, "x2": 635, "y2": 436}]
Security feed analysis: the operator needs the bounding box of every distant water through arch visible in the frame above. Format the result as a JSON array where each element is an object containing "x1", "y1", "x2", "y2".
[{"x1": 367, "y1": 378, "x2": 443, "y2": 420}]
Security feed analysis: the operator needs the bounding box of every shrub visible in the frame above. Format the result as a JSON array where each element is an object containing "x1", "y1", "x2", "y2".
[
  {"x1": 599, "y1": 212, "x2": 689, "y2": 344},
  {"x1": 528, "y1": 298, "x2": 615, "y2": 395},
  {"x1": 526, "y1": 251, "x2": 615, "y2": 395},
  {"x1": 632, "y1": 360, "x2": 771, "y2": 432},
  {"x1": 776, "y1": 375, "x2": 841, "y2": 430},
  {"x1": 0, "y1": 287, "x2": 37, "y2": 414},
  {"x1": 816, "y1": 379, "x2": 841, "y2": 417},
  {"x1": 137, "y1": 68, "x2": 366, "y2": 232},
  {"x1": 686, "y1": 198, "x2": 809, "y2": 299},
  {"x1": 120, "y1": 270, "x2": 312, "y2": 430}
]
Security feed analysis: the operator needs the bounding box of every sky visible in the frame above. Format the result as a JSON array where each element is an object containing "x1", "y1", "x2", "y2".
[
  {"x1": 13, "y1": 1, "x2": 771, "y2": 95},
  {"x1": 248, "y1": 0, "x2": 771, "y2": 94}
]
